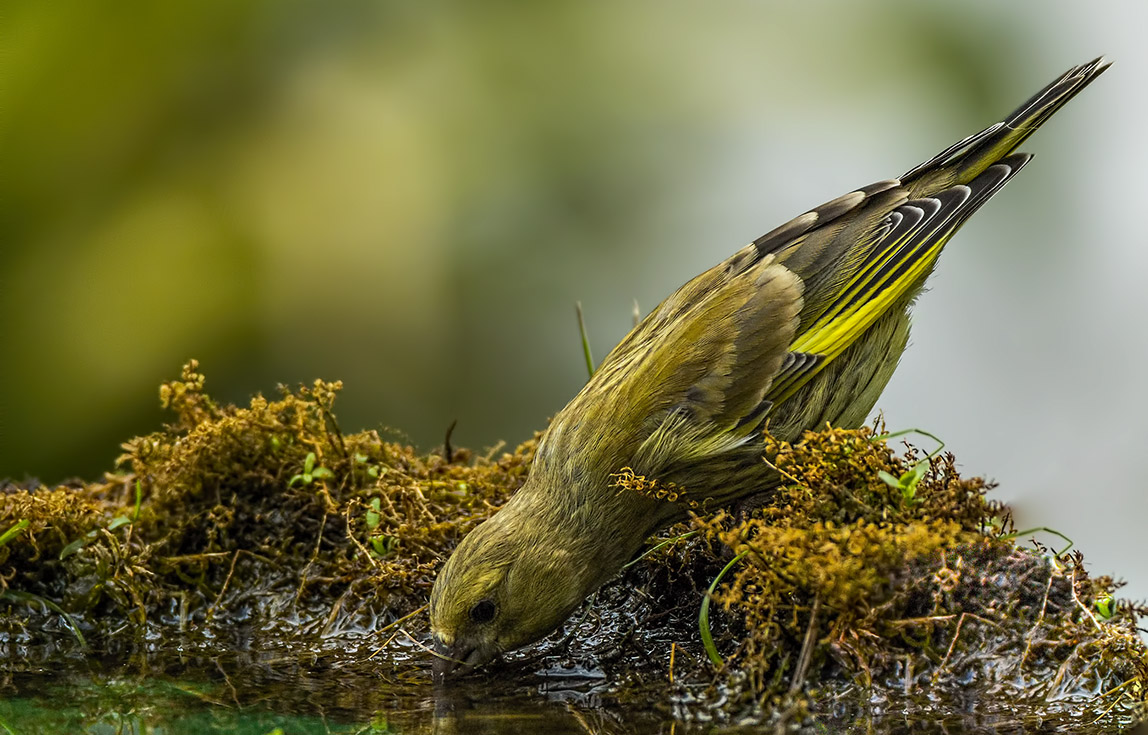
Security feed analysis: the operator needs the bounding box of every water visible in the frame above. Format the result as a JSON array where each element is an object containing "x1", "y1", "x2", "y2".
[
  {"x1": 0, "y1": 650, "x2": 675, "y2": 735},
  {"x1": 4, "y1": 647, "x2": 1142, "y2": 735}
]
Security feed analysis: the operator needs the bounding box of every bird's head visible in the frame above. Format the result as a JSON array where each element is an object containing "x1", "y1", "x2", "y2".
[{"x1": 428, "y1": 507, "x2": 588, "y2": 679}]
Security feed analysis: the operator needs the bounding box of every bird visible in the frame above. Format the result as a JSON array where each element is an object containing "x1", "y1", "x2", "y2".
[{"x1": 428, "y1": 57, "x2": 1109, "y2": 678}]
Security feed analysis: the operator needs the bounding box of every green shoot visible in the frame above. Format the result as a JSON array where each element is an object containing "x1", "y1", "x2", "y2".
[
  {"x1": 366, "y1": 498, "x2": 382, "y2": 530},
  {"x1": 132, "y1": 478, "x2": 143, "y2": 522},
  {"x1": 370, "y1": 536, "x2": 398, "y2": 558},
  {"x1": 59, "y1": 531, "x2": 98, "y2": 560},
  {"x1": 1096, "y1": 594, "x2": 1115, "y2": 620},
  {"x1": 1, "y1": 590, "x2": 87, "y2": 648},
  {"x1": 1003, "y1": 526, "x2": 1074, "y2": 557},
  {"x1": 365, "y1": 497, "x2": 397, "y2": 558},
  {"x1": 59, "y1": 482, "x2": 146, "y2": 560},
  {"x1": 576, "y1": 301, "x2": 595, "y2": 379},
  {"x1": 873, "y1": 427, "x2": 946, "y2": 458},
  {"x1": 622, "y1": 530, "x2": 699, "y2": 570},
  {"x1": 288, "y1": 451, "x2": 334, "y2": 487},
  {"x1": 700, "y1": 549, "x2": 749, "y2": 666},
  {"x1": 0, "y1": 519, "x2": 29, "y2": 548},
  {"x1": 873, "y1": 428, "x2": 946, "y2": 505},
  {"x1": 878, "y1": 464, "x2": 928, "y2": 504},
  {"x1": 356, "y1": 452, "x2": 383, "y2": 480}
]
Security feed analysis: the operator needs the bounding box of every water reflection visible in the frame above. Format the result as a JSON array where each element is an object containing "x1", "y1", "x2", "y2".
[{"x1": 1, "y1": 649, "x2": 1139, "y2": 735}]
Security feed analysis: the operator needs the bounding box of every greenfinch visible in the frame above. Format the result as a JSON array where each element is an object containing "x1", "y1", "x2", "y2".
[{"x1": 429, "y1": 58, "x2": 1109, "y2": 678}]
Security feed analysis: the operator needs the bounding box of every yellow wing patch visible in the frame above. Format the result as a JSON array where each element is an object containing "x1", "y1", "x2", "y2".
[{"x1": 766, "y1": 188, "x2": 975, "y2": 407}]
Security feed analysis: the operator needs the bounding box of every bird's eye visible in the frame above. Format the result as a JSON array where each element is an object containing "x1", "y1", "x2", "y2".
[{"x1": 468, "y1": 599, "x2": 497, "y2": 624}]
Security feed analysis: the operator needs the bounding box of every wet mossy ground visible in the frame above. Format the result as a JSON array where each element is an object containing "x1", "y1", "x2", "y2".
[{"x1": 1, "y1": 362, "x2": 1145, "y2": 733}]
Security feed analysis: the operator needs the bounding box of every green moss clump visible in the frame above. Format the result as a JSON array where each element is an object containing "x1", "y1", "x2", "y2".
[
  {"x1": 671, "y1": 427, "x2": 1148, "y2": 727},
  {"x1": 0, "y1": 360, "x2": 533, "y2": 645},
  {"x1": 0, "y1": 363, "x2": 1144, "y2": 732}
]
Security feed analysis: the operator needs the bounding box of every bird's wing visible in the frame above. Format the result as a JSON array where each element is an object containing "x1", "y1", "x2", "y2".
[
  {"x1": 765, "y1": 154, "x2": 1031, "y2": 409},
  {"x1": 757, "y1": 56, "x2": 1110, "y2": 410},
  {"x1": 580, "y1": 152, "x2": 1026, "y2": 480},
  {"x1": 564, "y1": 247, "x2": 803, "y2": 476},
  {"x1": 562, "y1": 57, "x2": 1110, "y2": 477},
  {"x1": 581, "y1": 158, "x2": 1024, "y2": 475},
  {"x1": 597, "y1": 175, "x2": 902, "y2": 435}
]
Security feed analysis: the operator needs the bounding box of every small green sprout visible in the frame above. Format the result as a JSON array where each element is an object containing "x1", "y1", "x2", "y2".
[
  {"x1": 873, "y1": 428, "x2": 946, "y2": 505},
  {"x1": 365, "y1": 498, "x2": 382, "y2": 531},
  {"x1": 878, "y1": 463, "x2": 928, "y2": 504},
  {"x1": 700, "y1": 549, "x2": 749, "y2": 666},
  {"x1": 1096, "y1": 594, "x2": 1115, "y2": 620},
  {"x1": 575, "y1": 299, "x2": 642, "y2": 379},
  {"x1": 0, "y1": 519, "x2": 30, "y2": 549},
  {"x1": 576, "y1": 301, "x2": 595, "y2": 380},
  {"x1": 59, "y1": 530, "x2": 99, "y2": 560},
  {"x1": 59, "y1": 480, "x2": 144, "y2": 560},
  {"x1": 1002, "y1": 527, "x2": 1075, "y2": 558},
  {"x1": 0, "y1": 590, "x2": 87, "y2": 648},
  {"x1": 131, "y1": 478, "x2": 143, "y2": 522},
  {"x1": 355, "y1": 452, "x2": 382, "y2": 479},
  {"x1": 370, "y1": 536, "x2": 398, "y2": 558},
  {"x1": 364, "y1": 498, "x2": 397, "y2": 558},
  {"x1": 622, "y1": 530, "x2": 699, "y2": 570},
  {"x1": 288, "y1": 452, "x2": 334, "y2": 487}
]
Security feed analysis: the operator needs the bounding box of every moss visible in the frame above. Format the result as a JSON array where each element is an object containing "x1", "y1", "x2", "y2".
[
  {"x1": 0, "y1": 362, "x2": 1145, "y2": 732},
  {"x1": 660, "y1": 428, "x2": 1148, "y2": 727},
  {"x1": 1, "y1": 360, "x2": 533, "y2": 644}
]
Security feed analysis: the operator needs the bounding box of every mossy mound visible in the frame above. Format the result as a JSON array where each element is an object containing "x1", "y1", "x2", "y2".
[
  {"x1": 0, "y1": 363, "x2": 1144, "y2": 733},
  {"x1": 671, "y1": 429, "x2": 1148, "y2": 728},
  {"x1": 0, "y1": 360, "x2": 532, "y2": 649}
]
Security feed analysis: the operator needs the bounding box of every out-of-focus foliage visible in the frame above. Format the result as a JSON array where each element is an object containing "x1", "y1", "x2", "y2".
[{"x1": 0, "y1": 1, "x2": 1038, "y2": 482}]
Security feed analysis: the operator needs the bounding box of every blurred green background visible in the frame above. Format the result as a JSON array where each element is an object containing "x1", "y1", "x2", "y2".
[{"x1": 2, "y1": 2, "x2": 1145, "y2": 596}]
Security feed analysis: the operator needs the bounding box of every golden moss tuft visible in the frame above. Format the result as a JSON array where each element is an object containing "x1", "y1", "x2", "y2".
[
  {"x1": 670, "y1": 426, "x2": 1148, "y2": 726},
  {"x1": 0, "y1": 361, "x2": 533, "y2": 642},
  {"x1": 611, "y1": 468, "x2": 705, "y2": 510},
  {"x1": 0, "y1": 364, "x2": 1144, "y2": 731}
]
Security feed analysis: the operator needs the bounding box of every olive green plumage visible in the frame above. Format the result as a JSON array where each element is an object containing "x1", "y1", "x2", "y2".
[{"x1": 429, "y1": 58, "x2": 1109, "y2": 677}]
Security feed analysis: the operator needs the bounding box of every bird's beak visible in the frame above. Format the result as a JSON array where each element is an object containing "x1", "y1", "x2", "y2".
[
  {"x1": 431, "y1": 637, "x2": 467, "y2": 681},
  {"x1": 431, "y1": 636, "x2": 496, "y2": 682}
]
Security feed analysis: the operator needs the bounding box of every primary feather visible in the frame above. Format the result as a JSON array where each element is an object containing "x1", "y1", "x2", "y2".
[{"x1": 429, "y1": 57, "x2": 1109, "y2": 677}]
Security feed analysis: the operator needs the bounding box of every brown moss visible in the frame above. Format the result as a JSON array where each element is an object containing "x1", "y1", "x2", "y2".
[
  {"x1": 0, "y1": 363, "x2": 1144, "y2": 732},
  {"x1": 0, "y1": 360, "x2": 533, "y2": 644},
  {"x1": 666, "y1": 427, "x2": 1148, "y2": 727}
]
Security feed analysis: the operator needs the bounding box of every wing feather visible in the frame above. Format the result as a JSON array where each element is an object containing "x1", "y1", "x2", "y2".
[{"x1": 766, "y1": 154, "x2": 1031, "y2": 406}]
